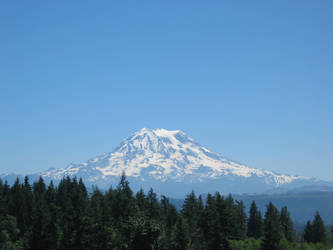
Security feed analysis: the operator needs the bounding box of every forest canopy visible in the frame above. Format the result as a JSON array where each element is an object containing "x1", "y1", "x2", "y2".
[{"x1": 0, "y1": 175, "x2": 332, "y2": 250}]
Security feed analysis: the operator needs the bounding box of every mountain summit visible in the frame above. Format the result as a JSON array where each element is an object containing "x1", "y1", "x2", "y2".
[
  {"x1": 2, "y1": 128, "x2": 331, "y2": 197},
  {"x1": 43, "y1": 128, "x2": 305, "y2": 183}
]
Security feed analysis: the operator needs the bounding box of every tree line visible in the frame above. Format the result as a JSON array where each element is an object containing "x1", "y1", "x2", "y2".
[{"x1": 0, "y1": 175, "x2": 332, "y2": 250}]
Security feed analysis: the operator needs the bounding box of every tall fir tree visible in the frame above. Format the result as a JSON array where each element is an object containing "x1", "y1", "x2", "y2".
[
  {"x1": 261, "y1": 202, "x2": 282, "y2": 250},
  {"x1": 303, "y1": 220, "x2": 313, "y2": 243},
  {"x1": 160, "y1": 195, "x2": 178, "y2": 237},
  {"x1": 247, "y1": 201, "x2": 263, "y2": 239},
  {"x1": 171, "y1": 217, "x2": 189, "y2": 250},
  {"x1": 311, "y1": 211, "x2": 326, "y2": 244},
  {"x1": 181, "y1": 191, "x2": 198, "y2": 236},
  {"x1": 146, "y1": 188, "x2": 161, "y2": 220},
  {"x1": 280, "y1": 206, "x2": 294, "y2": 242},
  {"x1": 303, "y1": 211, "x2": 326, "y2": 244},
  {"x1": 234, "y1": 200, "x2": 247, "y2": 240}
]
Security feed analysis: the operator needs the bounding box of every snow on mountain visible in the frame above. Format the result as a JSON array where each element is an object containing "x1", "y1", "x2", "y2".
[
  {"x1": 1, "y1": 128, "x2": 330, "y2": 197},
  {"x1": 40, "y1": 128, "x2": 318, "y2": 193}
]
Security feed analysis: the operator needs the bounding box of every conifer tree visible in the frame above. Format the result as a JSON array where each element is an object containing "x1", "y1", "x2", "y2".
[
  {"x1": 146, "y1": 188, "x2": 161, "y2": 220},
  {"x1": 181, "y1": 191, "x2": 198, "y2": 232},
  {"x1": 261, "y1": 202, "x2": 282, "y2": 250},
  {"x1": 89, "y1": 188, "x2": 111, "y2": 250},
  {"x1": 311, "y1": 211, "x2": 326, "y2": 244},
  {"x1": 171, "y1": 217, "x2": 189, "y2": 250},
  {"x1": 303, "y1": 220, "x2": 313, "y2": 243},
  {"x1": 8, "y1": 178, "x2": 25, "y2": 236},
  {"x1": 1, "y1": 175, "x2": 330, "y2": 250},
  {"x1": 198, "y1": 194, "x2": 214, "y2": 249},
  {"x1": 234, "y1": 200, "x2": 247, "y2": 240},
  {"x1": 128, "y1": 215, "x2": 161, "y2": 250},
  {"x1": 280, "y1": 206, "x2": 294, "y2": 242},
  {"x1": 247, "y1": 201, "x2": 263, "y2": 239},
  {"x1": 33, "y1": 177, "x2": 46, "y2": 202},
  {"x1": 303, "y1": 211, "x2": 326, "y2": 244},
  {"x1": 136, "y1": 189, "x2": 147, "y2": 213},
  {"x1": 0, "y1": 181, "x2": 9, "y2": 216},
  {"x1": 42, "y1": 203, "x2": 61, "y2": 250},
  {"x1": 215, "y1": 192, "x2": 232, "y2": 248},
  {"x1": 160, "y1": 195, "x2": 178, "y2": 237},
  {"x1": 22, "y1": 176, "x2": 33, "y2": 236},
  {"x1": 0, "y1": 215, "x2": 22, "y2": 250}
]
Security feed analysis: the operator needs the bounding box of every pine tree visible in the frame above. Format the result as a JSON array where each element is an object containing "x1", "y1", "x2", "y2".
[
  {"x1": 30, "y1": 202, "x2": 46, "y2": 250},
  {"x1": 128, "y1": 215, "x2": 161, "y2": 250},
  {"x1": 113, "y1": 174, "x2": 138, "y2": 246},
  {"x1": 303, "y1": 212, "x2": 327, "y2": 244},
  {"x1": 182, "y1": 191, "x2": 207, "y2": 248},
  {"x1": 303, "y1": 220, "x2": 313, "y2": 243},
  {"x1": 113, "y1": 173, "x2": 137, "y2": 223},
  {"x1": 181, "y1": 191, "x2": 198, "y2": 232},
  {"x1": 280, "y1": 206, "x2": 294, "y2": 242},
  {"x1": 0, "y1": 181, "x2": 10, "y2": 216},
  {"x1": 234, "y1": 200, "x2": 247, "y2": 240},
  {"x1": 247, "y1": 201, "x2": 263, "y2": 239},
  {"x1": 89, "y1": 188, "x2": 110, "y2": 250},
  {"x1": 160, "y1": 195, "x2": 178, "y2": 237},
  {"x1": 22, "y1": 176, "x2": 33, "y2": 236},
  {"x1": 42, "y1": 203, "x2": 61, "y2": 250},
  {"x1": 311, "y1": 211, "x2": 326, "y2": 244},
  {"x1": 200, "y1": 193, "x2": 226, "y2": 249},
  {"x1": 146, "y1": 188, "x2": 161, "y2": 220},
  {"x1": 261, "y1": 202, "x2": 282, "y2": 250},
  {"x1": 104, "y1": 186, "x2": 116, "y2": 227},
  {"x1": 171, "y1": 217, "x2": 189, "y2": 250},
  {"x1": 33, "y1": 177, "x2": 46, "y2": 202},
  {"x1": 0, "y1": 215, "x2": 23, "y2": 249},
  {"x1": 2, "y1": 174, "x2": 330, "y2": 250},
  {"x1": 136, "y1": 189, "x2": 147, "y2": 213},
  {"x1": 8, "y1": 178, "x2": 26, "y2": 236}
]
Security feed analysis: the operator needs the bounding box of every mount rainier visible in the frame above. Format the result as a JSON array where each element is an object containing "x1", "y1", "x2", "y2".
[{"x1": 1, "y1": 128, "x2": 331, "y2": 197}]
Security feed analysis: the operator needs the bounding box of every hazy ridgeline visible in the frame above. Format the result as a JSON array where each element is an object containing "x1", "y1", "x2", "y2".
[{"x1": 0, "y1": 175, "x2": 332, "y2": 250}]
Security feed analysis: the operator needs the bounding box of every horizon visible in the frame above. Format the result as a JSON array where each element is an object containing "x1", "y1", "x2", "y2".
[
  {"x1": 1, "y1": 1, "x2": 332, "y2": 181},
  {"x1": 0, "y1": 127, "x2": 327, "y2": 182}
]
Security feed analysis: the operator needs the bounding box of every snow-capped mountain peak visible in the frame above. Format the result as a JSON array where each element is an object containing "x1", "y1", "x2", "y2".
[
  {"x1": 41, "y1": 128, "x2": 312, "y2": 190},
  {"x1": 3, "y1": 128, "x2": 331, "y2": 197}
]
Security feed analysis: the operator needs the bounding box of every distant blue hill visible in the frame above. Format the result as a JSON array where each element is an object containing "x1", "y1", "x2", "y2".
[{"x1": 169, "y1": 189, "x2": 333, "y2": 225}]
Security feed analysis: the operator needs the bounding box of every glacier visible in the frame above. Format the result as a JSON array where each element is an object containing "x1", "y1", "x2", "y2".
[{"x1": 1, "y1": 128, "x2": 332, "y2": 197}]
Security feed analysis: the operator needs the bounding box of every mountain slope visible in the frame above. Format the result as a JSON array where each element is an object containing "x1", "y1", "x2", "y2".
[{"x1": 1, "y1": 128, "x2": 332, "y2": 197}]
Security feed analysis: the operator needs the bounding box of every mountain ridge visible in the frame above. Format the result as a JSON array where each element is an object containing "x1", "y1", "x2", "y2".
[{"x1": 1, "y1": 128, "x2": 332, "y2": 197}]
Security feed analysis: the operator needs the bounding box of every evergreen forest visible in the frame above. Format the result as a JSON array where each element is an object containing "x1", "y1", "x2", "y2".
[{"x1": 0, "y1": 175, "x2": 332, "y2": 250}]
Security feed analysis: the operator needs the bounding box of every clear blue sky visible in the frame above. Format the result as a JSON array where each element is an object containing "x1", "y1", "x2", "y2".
[{"x1": 0, "y1": 1, "x2": 332, "y2": 180}]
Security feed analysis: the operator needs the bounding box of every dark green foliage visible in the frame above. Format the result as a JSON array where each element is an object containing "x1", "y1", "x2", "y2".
[
  {"x1": 247, "y1": 201, "x2": 263, "y2": 239},
  {"x1": 160, "y1": 195, "x2": 178, "y2": 236},
  {"x1": 0, "y1": 176, "x2": 331, "y2": 250},
  {"x1": 171, "y1": 217, "x2": 189, "y2": 250},
  {"x1": 311, "y1": 212, "x2": 326, "y2": 244},
  {"x1": 229, "y1": 238, "x2": 261, "y2": 250},
  {"x1": 146, "y1": 188, "x2": 161, "y2": 220},
  {"x1": 261, "y1": 202, "x2": 282, "y2": 250},
  {"x1": 181, "y1": 191, "x2": 202, "y2": 247},
  {"x1": 0, "y1": 215, "x2": 23, "y2": 249},
  {"x1": 304, "y1": 220, "x2": 314, "y2": 243},
  {"x1": 280, "y1": 206, "x2": 295, "y2": 242},
  {"x1": 234, "y1": 200, "x2": 247, "y2": 240},
  {"x1": 128, "y1": 214, "x2": 161, "y2": 250},
  {"x1": 303, "y1": 211, "x2": 327, "y2": 244},
  {"x1": 181, "y1": 191, "x2": 198, "y2": 230}
]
